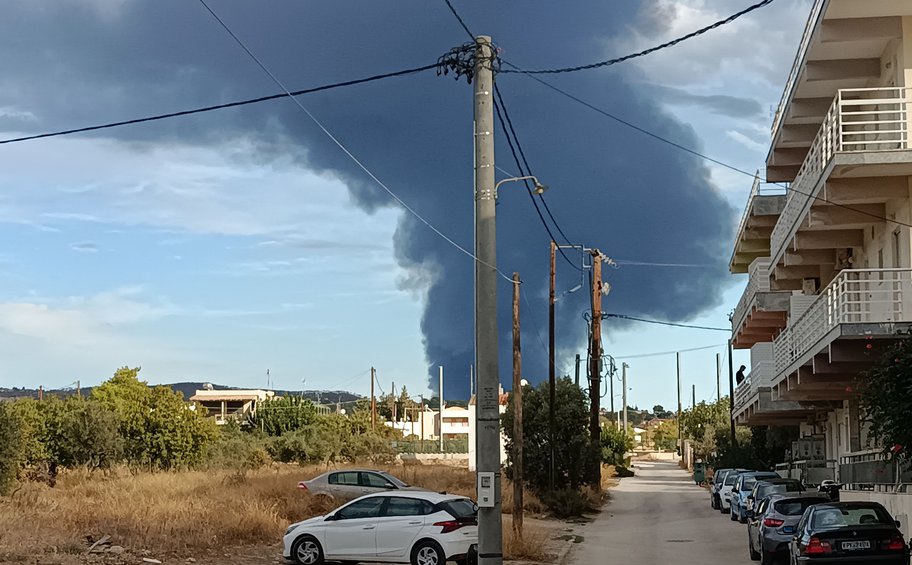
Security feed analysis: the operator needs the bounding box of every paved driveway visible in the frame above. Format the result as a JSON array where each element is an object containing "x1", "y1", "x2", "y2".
[{"x1": 568, "y1": 460, "x2": 760, "y2": 564}]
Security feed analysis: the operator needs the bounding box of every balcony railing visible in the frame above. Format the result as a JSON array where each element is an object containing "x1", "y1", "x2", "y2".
[
  {"x1": 838, "y1": 449, "x2": 912, "y2": 491},
  {"x1": 770, "y1": 87, "x2": 912, "y2": 263},
  {"x1": 771, "y1": 0, "x2": 825, "y2": 138},
  {"x1": 774, "y1": 268, "x2": 912, "y2": 373},
  {"x1": 733, "y1": 359, "x2": 775, "y2": 412},
  {"x1": 732, "y1": 257, "x2": 773, "y2": 336}
]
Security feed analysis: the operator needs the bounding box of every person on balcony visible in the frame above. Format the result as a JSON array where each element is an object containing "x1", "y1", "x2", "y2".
[{"x1": 736, "y1": 365, "x2": 746, "y2": 385}]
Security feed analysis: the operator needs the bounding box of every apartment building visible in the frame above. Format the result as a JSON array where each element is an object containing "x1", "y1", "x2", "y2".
[{"x1": 729, "y1": 0, "x2": 912, "y2": 525}]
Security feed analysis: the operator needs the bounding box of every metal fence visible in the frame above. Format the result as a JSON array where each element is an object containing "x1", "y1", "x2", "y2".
[{"x1": 391, "y1": 438, "x2": 469, "y2": 454}]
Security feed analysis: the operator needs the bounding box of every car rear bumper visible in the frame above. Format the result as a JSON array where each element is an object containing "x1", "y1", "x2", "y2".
[
  {"x1": 796, "y1": 554, "x2": 910, "y2": 563},
  {"x1": 441, "y1": 540, "x2": 478, "y2": 561}
]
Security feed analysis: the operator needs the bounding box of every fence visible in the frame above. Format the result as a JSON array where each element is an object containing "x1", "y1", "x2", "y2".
[{"x1": 391, "y1": 438, "x2": 469, "y2": 454}]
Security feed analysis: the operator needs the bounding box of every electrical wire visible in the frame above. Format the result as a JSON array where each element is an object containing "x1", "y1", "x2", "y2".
[
  {"x1": 501, "y1": 0, "x2": 776, "y2": 75},
  {"x1": 603, "y1": 313, "x2": 730, "y2": 332},
  {"x1": 442, "y1": 0, "x2": 474, "y2": 40},
  {"x1": 614, "y1": 343, "x2": 728, "y2": 360},
  {"x1": 613, "y1": 259, "x2": 716, "y2": 268},
  {"x1": 195, "y1": 0, "x2": 515, "y2": 284},
  {"x1": 0, "y1": 63, "x2": 440, "y2": 146}
]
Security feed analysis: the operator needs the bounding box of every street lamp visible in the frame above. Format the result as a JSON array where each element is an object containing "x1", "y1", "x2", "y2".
[{"x1": 494, "y1": 175, "x2": 548, "y2": 200}]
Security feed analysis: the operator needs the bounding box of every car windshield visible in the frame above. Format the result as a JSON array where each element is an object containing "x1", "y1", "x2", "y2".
[
  {"x1": 742, "y1": 474, "x2": 777, "y2": 491},
  {"x1": 811, "y1": 506, "x2": 894, "y2": 530},
  {"x1": 759, "y1": 481, "x2": 803, "y2": 497},
  {"x1": 724, "y1": 474, "x2": 739, "y2": 486},
  {"x1": 380, "y1": 472, "x2": 409, "y2": 488},
  {"x1": 439, "y1": 499, "x2": 476, "y2": 520},
  {"x1": 774, "y1": 498, "x2": 826, "y2": 516}
]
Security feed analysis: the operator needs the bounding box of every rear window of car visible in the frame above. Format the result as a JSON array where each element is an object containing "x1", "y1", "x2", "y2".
[
  {"x1": 759, "y1": 482, "x2": 803, "y2": 498},
  {"x1": 743, "y1": 474, "x2": 778, "y2": 490},
  {"x1": 812, "y1": 506, "x2": 894, "y2": 529},
  {"x1": 329, "y1": 471, "x2": 359, "y2": 486},
  {"x1": 439, "y1": 499, "x2": 476, "y2": 519},
  {"x1": 380, "y1": 472, "x2": 409, "y2": 488},
  {"x1": 775, "y1": 498, "x2": 826, "y2": 516}
]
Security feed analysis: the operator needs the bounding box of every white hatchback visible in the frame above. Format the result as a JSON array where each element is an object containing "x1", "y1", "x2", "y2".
[{"x1": 284, "y1": 491, "x2": 478, "y2": 565}]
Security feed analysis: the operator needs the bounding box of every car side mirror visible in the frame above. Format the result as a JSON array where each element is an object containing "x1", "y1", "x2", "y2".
[
  {"x1": 385, "y1": 483, "x2": 397, "y2": 489},
  {"x1": 895, "y1": 520, "x2": 902, "y2": 528},
  {"x1": 325, "y1": 514, "x2": 337, "y2": 522}
]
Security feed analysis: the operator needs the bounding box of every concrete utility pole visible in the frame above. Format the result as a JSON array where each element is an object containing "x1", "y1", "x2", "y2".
[
  {"x1": 692, "y1": 384, "x2": 696, "y2": 409},
  {"x1": 574, "y1": 354, "x2": 581, "y2": 387},
  {"x1": 728, "y1": 339, "x2": 737, "y2": 446},
  {"x1": 548, "y1": 239, "x2": 556, "y2": 492},
  {"x1": 588, "y1": 250, "x2": 603, "y2": 488},
  {"x1": 511, "y1": 272, "x2": 524, "y2": 539},
  {"x1": 473, "y1": 34, "x2": 502, "y2": 565},
  {"x1": 370, "y1": 367, "x2": 376, "y2": 430},
  {"x1": 622, "y1": 363, "x2": 628, "y2": 433},
  {"x1": 716, "y1": 353, "x2": 722, "y2": 403},
  {"x1": 420, "y1": 393, "x2": 425, "y2": 443},
  {"x1": 439, "y1": 366, "x2": 445, "y2": 453},
  {"x1": 76, "y1": 380, "x2": 81, "y2": 399},
  {"x1": 392, "y1": 381, "x2": 397, "y2": 422},
  {"x1": 676, "y1": 352, "x2": 682, "y2": 449},
  {"x1": 470, "y1": 364, "x2": 475, "y2": 398},
  {"x1": 610, "y1": 362, "x2": 615, "y2": 428}
]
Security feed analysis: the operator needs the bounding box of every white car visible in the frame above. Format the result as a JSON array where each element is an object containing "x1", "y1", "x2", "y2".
[
  {"x1": 283, "y1": 490, "x2": 478, "y2": 565},
  {"x1": 718, "y1": 471, "x2": 741, "y2": 513}
]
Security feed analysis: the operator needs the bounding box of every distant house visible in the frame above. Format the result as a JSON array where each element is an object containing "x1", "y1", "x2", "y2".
[
  {"x1": 189, "y1": 388, "x2": 274, "y2": 424},
  {"x1": 385, "y1": 407, "x2": 437, "y2": 440}
]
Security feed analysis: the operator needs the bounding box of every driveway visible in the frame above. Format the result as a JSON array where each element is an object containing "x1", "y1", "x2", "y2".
[{"x1": 568, "y1": 460, "x2": 756, "y2": 564}]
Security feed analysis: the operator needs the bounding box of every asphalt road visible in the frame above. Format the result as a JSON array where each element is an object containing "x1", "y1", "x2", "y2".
[{"x1": 568, "y1": 460, "x2": 760, "y2": 565}]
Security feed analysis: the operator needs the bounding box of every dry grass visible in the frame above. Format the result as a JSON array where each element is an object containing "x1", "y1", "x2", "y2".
[
  {"x1": 0, "y1": 463, "x2": 554, "y2": 562},
  {"x1": 503, "y1": 524, "x2": 549, "y2": 562}
]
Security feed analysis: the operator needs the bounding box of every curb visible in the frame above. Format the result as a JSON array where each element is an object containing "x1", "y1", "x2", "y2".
[{"x1": 556, "y1": 536, "x2": 577, "y2": 565}]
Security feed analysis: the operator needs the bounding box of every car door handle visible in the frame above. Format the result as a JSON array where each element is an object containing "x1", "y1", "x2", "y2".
[
  {"x1": 409, "y1": 521, "x2": 422, "y2": 525},
  {"x1": 363, "y1": 525, "x2": 376, "y2": 530}
]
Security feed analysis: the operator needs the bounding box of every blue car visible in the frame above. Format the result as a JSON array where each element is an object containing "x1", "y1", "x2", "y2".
[{"x1": 731, "y1": 471, "x2": 779, "y2": 523}]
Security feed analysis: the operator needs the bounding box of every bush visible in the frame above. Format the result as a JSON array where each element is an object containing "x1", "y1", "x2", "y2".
[
  {"x1": 540, "y1": 487, "x2": 591, "y2": 518},
  {"x1": 600, "y1": 426, "x2": 633, "y2": 467},
  {"x1": 41, "y1": 398, "x2": 122, "y2": 470},
  {"x1": 614, "y1": 466, "x2": 635, "y2": 478},
  {"x1": 0, "y1": 402, "x2": 23, "y2": 495}
]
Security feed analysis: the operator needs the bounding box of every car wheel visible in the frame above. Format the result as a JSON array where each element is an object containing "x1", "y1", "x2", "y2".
[
  {"x1": 291, "y1": 535, "x2": 324, "y2": 565},
  {"x1": 411, "y1": 540, "x2": 445, "y2": 565},
  {"x1": 748, "y1": 535, "x2": 761, "y2": 561},
  {"x1": 711, "y1": 495, "x2": 718, "y2": 509},
  {"x1": 739, "y1": 512, "x2": 748, "y2": 524},
  {"x1": 760, "y1": 551, "x2": 774, "y2": 565},
  {"x1": 730, "y1": 507, "x2": 738, "y2": 521}
]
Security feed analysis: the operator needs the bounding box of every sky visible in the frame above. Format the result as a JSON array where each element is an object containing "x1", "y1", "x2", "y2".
[{"x1": 0, "y1": 0, "x2": 811, "y2": 410}]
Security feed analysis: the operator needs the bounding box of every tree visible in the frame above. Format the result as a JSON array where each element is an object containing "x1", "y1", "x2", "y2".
[
  {"x1": 858, "y1": 337, "x2": 912, "y2": 459},
  {"x1": 502, "y1": 377, "x2": 595, "y2": 493},
  {"x1": 41, "y1": 397, "x2": 123, "y2": 470},
  {"x1": 680, "y1": 398, "x2": 732, "y2": 460},
  {"x1": 651, "y1": 419, "x2": 678, "y2": 451},
  {"x1": 600, "y1": 426, "x2": 633, "y2": 467},
  {"x1": 247, "y1": 396, "x2": 318, "y2": 436},
  {"x1": 652, "y1": 405, "x2": 664, "y2": 414},
  {"x1": 0, "y1": 401, "x2": 23, "y2": 495}
]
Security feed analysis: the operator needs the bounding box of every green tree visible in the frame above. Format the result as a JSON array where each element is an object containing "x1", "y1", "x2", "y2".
[
  {"x1": 0, "y1": 401, "x2": 23, "y2": 495},
  {"x1": 502, "y1": 377, "x2": 595, "y2": 493},
  {"x1": 8, "y1": 398, "x2": 47, "y2": 467},
  {"x1": 41, "y1": 397, "x2": 122, "y2": 470},
  {"x1": 858, "y1": 337, "x2": 912, "y2": 458},
  {"x1": 249, "y1": 396, "x2": 318, "y2": 436},
  {"x1": 651, "y1": 418, "x2": 678, "y2": 451},
  {"x1": 600, "y1": 426, "x2": 633, "y2": 467}
]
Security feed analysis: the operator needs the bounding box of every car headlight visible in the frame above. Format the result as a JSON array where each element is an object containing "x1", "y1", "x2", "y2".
[{"x1": 285, "y1": 525, "x2": 297, "y2": 537}]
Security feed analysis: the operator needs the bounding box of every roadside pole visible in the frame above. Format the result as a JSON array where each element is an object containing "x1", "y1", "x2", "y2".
[
  {"x1": 728, "y1": 339, "x2": 737, "y2": 446},
  {"x1": 371, "y1": 366, "x2": 376, "y2": 430},
  {"x1": 512, "y1": 272, "x2": 524, "y2": 539},
  {"x1": 473, "y1": 35, "x2": 503, "y2": 565},
  {"x1": 716, "y1": 353, "x2": 722, "y2": 403},
  {"x1": 549, "y1": 240, "x2": 556, "y2": 493},
  {"x1": 439, "y1": 366, "x2": 444, "y2": 453},
  {"x1": 676, "y1": 353, "x2": 682, "y2": 451},
  {"x1": 622, "y1": 363, "x2": 628, "y2": 433},
  {"x1": 574, "y1": 354, "x2": 581, "y2": 387},
  {"x1": 588, "y1": 250, "x2": 603, "y2": 488}
]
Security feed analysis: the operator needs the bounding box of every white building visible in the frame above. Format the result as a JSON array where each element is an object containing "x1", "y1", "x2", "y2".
[
  {"x1": 729, "y1": 0, "x2": 912, "y2": 533},
  {"x1": 467, "y1": 384, "x2": 509, "y2": 471},
  {"x1": 189, "y1": 388, "x2": 274, "y2": 424}
]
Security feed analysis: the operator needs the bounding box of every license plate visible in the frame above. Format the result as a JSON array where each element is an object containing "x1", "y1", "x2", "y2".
[{"x1": 841, "y1": 541, "x2": 870, "y2": 551}]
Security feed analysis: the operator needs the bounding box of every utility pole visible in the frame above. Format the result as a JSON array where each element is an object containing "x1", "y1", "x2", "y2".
[
  {"x1": 420, "y1": 393, "x2": 425, "y2": 444},
  {"x1": 392, "y1": 381, "x2": 397, "y2": 423},
  {"x1": 439, "y1": 366, "x2": 445, "y2": 453},
  {"x1": 574, "y1": 354, "x2": 581, "y2": 387},
  {"x1": 511, "y1": 272, "x2": 524, "y2": 539},
  {"x1": 370, "y1": 367, "x2": 376, "y2": 430},
  {"x1": 473, "y1": 35, "x2": 502, "y2": 565},
  {"x1": 716, "y1": 353, "x2": 722, "y2": 403},
  {"x1": 728, "y1": 339, "x2": 737, "y2": 446},
  {"x1": 622, "y1": 363, "x2": 628, "y2": 433},
  {"x1": 76, "y1": 380, "x2": 81, "y2": 399},
  {"x1": 548, "y1": 239, "x2": 556, "y2": 493},
  {"x1": 676, "y1": 352, "x2": 682, "y2": 451},
  {"x1": 610, "y1": 362, "x2": 616, "y2": 428},
  {"x1": 692, "y1": 384, "x2": 696, "y2": 408},
  {"x1": 470, "y1": 364, "x2": 475, "y2": 398},
  {"x1": 38, "y1": 385, "x2": 43, "y2": 402},
  {"x1": 588, "y1": 250, "x2": 603, "y2": 488}
]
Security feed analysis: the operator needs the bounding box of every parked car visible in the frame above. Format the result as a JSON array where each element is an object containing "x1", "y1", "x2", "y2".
[
  {"x1": 297, "y1": 469, "x2": 420, "y2": 500},
  {"x1": 817, "y1": 479, "x2": 841, "y2": 502},
  {"x1": 747, "y1": 493, "x2": 829, "y2": 565},
  {"x1": 732, "y1": 471, "x2": 780, "y2": 523},
  {"x1": 710, "y1": 468, "x2": 734, "y2": 509},
  {"x1": 283, "y1": 491, "x2": 478, "y2": 565},
  {"x1": 787, "y1": 501, "x2": 909, "y2": 564},
  {"x1": 745, "y1": 478, "x2": 807, "y2": 520},
  {"x1": 720, "y1": 470, "x2": 746, "y2": 514}
]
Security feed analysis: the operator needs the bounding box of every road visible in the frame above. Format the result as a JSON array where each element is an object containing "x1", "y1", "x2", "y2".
[{"x1": 568, "y1": 460, "x2": 759, "y2": 565}]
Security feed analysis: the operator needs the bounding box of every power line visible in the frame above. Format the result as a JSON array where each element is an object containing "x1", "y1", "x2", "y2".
[
  {"x1": 501, "y1": 0, "x2": 776, "y2": 75},
  {"x1": 442, "y1": 0, "x2": 474, "y2": 39},
  {"x1": 614, "y1": 343, "x2": 727, "y2": 360},
  {"x1": 613, "y1": 259, "x2": 716, "y2": 268},
  {"x1": 604, "y1": 313, "x2": 730, "y2": 332},
  {"x1": 195, "y1": 0, "x2": 515, "y2": 284},
  {"x1": 0, "y1": 63, "x2": 440, "y2": 146}
]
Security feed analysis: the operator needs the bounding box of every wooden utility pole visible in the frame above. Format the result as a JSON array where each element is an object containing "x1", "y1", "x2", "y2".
[
  {"x1": 76, "y1": 380, "x2": 81, "y2": 399},
  {"x1": 692, "y1": 384, "x2": 696, "y2": 409},
  {"x1": 728, "y1": 339, "x2": 737, "y2": 446},
  {"x1": 716, "y1": 353, "x2": 722, "y2": 403},
  {"x1": 511, "y1": 272, "x2": 524, "y2": 538},
  {"x1": 370, "y1": 366, "x2": 376, "y2": 430},
  {"x1": 38, "y1": 385, "x2": 43, "y2": 401},
  {"x1": 588, "y1": 250, "x2": 603, "y2": 488},
  {"x1": 574, "y1": 354, "x2": 581, "y2": 387},
  {"x1": 548, "y1": 240, "x2": 556, "y2": 492},
  {"x1": 622, "y1": 363, "x2": 628, "y2": 433},
  {"x1": 420, "y1": 394, "x2": 425, "y2": 443},
  {"x1": 676, "y1": 353, "x2": 682, "y2": 450}
]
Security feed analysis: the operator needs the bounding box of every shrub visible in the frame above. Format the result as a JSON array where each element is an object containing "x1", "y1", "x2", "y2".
[
  {"x1": 41, "y1": 398, "x2": 122, "y2": 470},
  {"x1": 540, "y1": 487, "x2": 591, "y2": 518},
  {"x1": 600, "y1": 426, "x2": 633, "y2": 467},
  {"x1": 0, "y1": 402, "x2": 23, "y2": 495}
]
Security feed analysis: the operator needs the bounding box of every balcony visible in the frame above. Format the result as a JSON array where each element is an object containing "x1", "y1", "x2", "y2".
[
  {"x1": 730, "y1": 175, "x2": 786, "y2": 274},
  {"x1": 731, "y1": 258, "x2": 791, "y2": 349},
  {"x1": 733, "y1": 344, "x2": 808, "y2": 425},
  {"x1": 770, "y1": 87, "x2": 912, "y2": 268}
]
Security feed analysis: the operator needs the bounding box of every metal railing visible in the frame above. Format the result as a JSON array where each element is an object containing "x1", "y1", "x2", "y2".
[
  {"x1": 770, "y1": 87, "x2": 912, "y2": 263},
  {"x1": 838, "y1": 449, "x2": 911, "y2": 491},
  {"x1": 774, "y1": 268, "x2": 912, "y2": 373},
  {"x1": 732, "y1": 257, "x2": 773, "y2": 337},
  {"x1": 734, "y1": 379, "x2": 753, "y2": 410},
  {"x1": 771, "y1": 0, "x2": 826, "y2": 138},
  {"x1": 733, "y1": 360, "x2": 774, "y2": 412}
]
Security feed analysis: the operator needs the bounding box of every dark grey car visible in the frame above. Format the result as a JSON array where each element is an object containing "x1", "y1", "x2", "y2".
[
  {"x1": 747, "y1": 493, "x2": 828, "y2": 565},
  {"x1": 745, "y1": 478, "x2": 806, "y2": 520}
]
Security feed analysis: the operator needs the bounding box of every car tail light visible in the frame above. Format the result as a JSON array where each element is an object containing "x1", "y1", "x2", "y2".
[
  {"x1": 884, "y1": 535, "x2": 906, "y2": 551},
  {"x1": 434, "y1": 520, "x2": 467, "y2": 534},
  {"x1": 297, "y1": 482, "x2": 308, "y2": 491},
  {"x1": 763, "y1": 518, "x2": 784, "y2": 528},
  {"x1": 805, "y1": 536, "x2": 832, "y2": 555}
]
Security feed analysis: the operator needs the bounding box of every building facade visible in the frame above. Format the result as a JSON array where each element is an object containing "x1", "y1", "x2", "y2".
[{"x1": 729, "y1": 0, "x2": 912, "y2": 529}]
